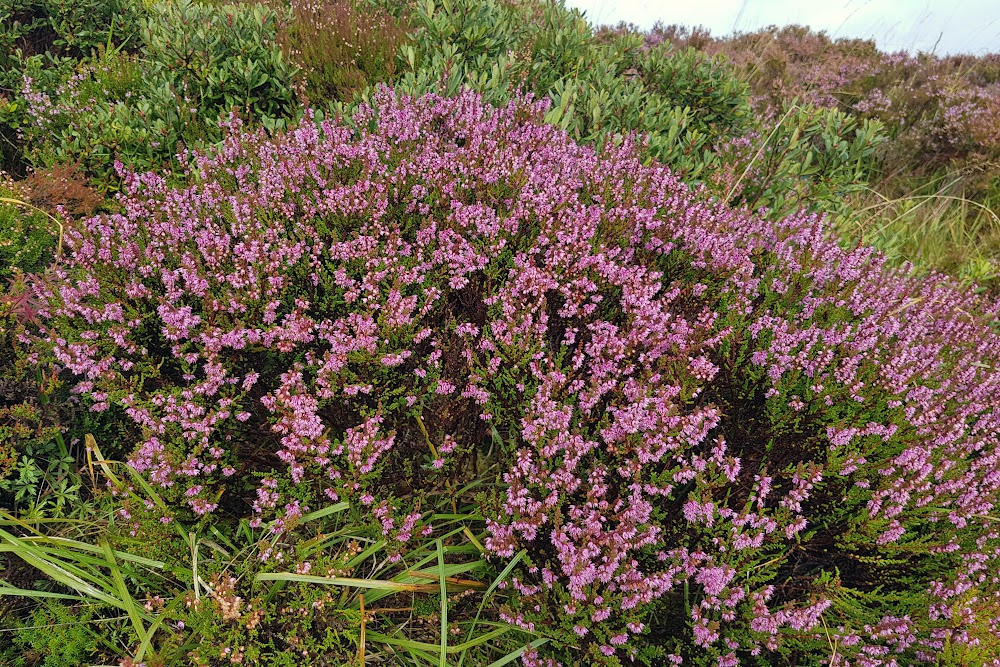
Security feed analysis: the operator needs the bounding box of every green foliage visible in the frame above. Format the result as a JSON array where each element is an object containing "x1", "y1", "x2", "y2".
[
  {"x1": 0, "y1": 0, "x2": 143, "y2": 86},
  {"x1": 3, "y1": 601, "x2": 103, "y2": 667},
  {"x1": 376, "y1": 0, "x2": 888, "y2": 222},
  {"x1": 0, "y1": 184, "x2": 57, "y2": 281},
  {"x1": 8, "y1": 0, "x2": 298, "y2": 188},
  {"x1": 0, "y1": 436, "x2": 82, "y2": 520},
  {"x1": 142, "y1": 0, "x2": 297, "y2": 121},
  {"x1": 35, "y1": 0, "x2": 142, "y2": 57},
  {"x1": 391, "y1": 0, "x2": 753, "y2": 183},
  {"x1": 714, "y1": 103, "x2": 886, "y2": 219}
]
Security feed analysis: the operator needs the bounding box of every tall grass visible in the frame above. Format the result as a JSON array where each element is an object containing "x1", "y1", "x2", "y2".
[
  {"x1": 835, "y1": 176, "x2": 1000, "y2": 289},
  {"x1": 0, "y1": 436, "x2": 539, "y2": 665}
]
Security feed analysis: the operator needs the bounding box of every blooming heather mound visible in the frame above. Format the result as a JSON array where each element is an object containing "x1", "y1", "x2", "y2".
[{"x1": 34, "y1": 88, "x2": 1000, "y2": 666}]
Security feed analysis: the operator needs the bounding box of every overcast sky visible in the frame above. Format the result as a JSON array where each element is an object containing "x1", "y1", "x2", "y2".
[{"x1": 564, "y1": 0, "x2": 1000, "y2": 56}]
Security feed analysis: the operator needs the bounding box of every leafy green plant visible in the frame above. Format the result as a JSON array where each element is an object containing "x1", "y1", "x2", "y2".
[
  {"x1": 0, "y1": 0, "x2": 143, "y2": 88},
  {"x1": 712, "y1": 103, "x2": 886, "y2": 219},
  {"x1": 141, "y1": 0, "x2": 297, "y2": 122},
  {"x1": 12, "y1": 0, "x2": 299, "y2": 189},
  {"x1": 0, "y1": 441, "x2": 82, "y2": 521},
  {"x1": 2, "y1": 600, "x2": 104, "y2": 667}
]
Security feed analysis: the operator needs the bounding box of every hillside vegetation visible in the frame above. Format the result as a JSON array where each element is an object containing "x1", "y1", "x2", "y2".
[{"x1": 2, "y1": 2, "x2": 1000, "y2": 666}]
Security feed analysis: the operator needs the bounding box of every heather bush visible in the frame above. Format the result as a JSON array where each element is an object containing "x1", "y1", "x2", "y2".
[
  {"x1": 25, "y1": 88, "x2": 1000, "y2": 666},
  {"x1": 644, "y1": 23, "x2": 1000, "y2": 284},
  {"x1": 268, "y1": 0, "x2": 411, "y2": 107}
]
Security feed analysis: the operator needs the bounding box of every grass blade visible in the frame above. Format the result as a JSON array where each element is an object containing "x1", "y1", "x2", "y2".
[
  {"x1": 100, "y1": 538, "x2": 148, "y2": 646},
  {"x1": 256, "y1": 572, "x2": 450, "y2": 592},
  {"x1": 457, "y1": 549, "x2": 526, "y2": 667},
  {"x1": 364, "y1": 627, "x2": 511, "y2": 654},
  {"x1": 437, "y1": 538, "x2": 447, "y2": 667}
]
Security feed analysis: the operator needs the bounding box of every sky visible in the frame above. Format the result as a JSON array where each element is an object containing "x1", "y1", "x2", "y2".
[{"x1": 564, "y1": 0, "x2": 1000, "y2": 56}]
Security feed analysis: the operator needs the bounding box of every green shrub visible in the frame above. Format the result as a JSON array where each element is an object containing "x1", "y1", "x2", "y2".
[
  {"x1": 377, "y1": 0, "x2": 887, "y2": 222},
  {"x1": 13, "y1": 0, "x2": 298, "y2": 188},
  {"x1": 712, "y1": 103, "x2": 886, "y2": 219},
  {"x1": 391, "y1": 0, "x2": 753, "y2": 183},
  {"x1": 0, "y1": 0, "x2": 143, "y2": 87},
  {"x1": 0, "y1": 0, "x2": 146, "y2": 174},
  {"x1": 141, "y1": 0, "x2": 297, "y2": 122}
]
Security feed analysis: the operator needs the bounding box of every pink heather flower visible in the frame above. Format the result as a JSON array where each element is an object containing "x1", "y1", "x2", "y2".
[
  {"x1": 435, "y1": 380, "x2": 456, "y2": 395},
  {"x1": 240, "y1": 373, "x2": 258, "y2": 391},
  {"x1": 189, "y1": 499, "x2": 218, "y2": 515},
  {"x1": 696, "y1": 566, "x2": 735, "y2": 597},
  {"x1": 380, "y1": 351, "x2": 411, "y2": 367},
  {"x1": 717, "y1": 653, "x2": 738, "y2": 667}
]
